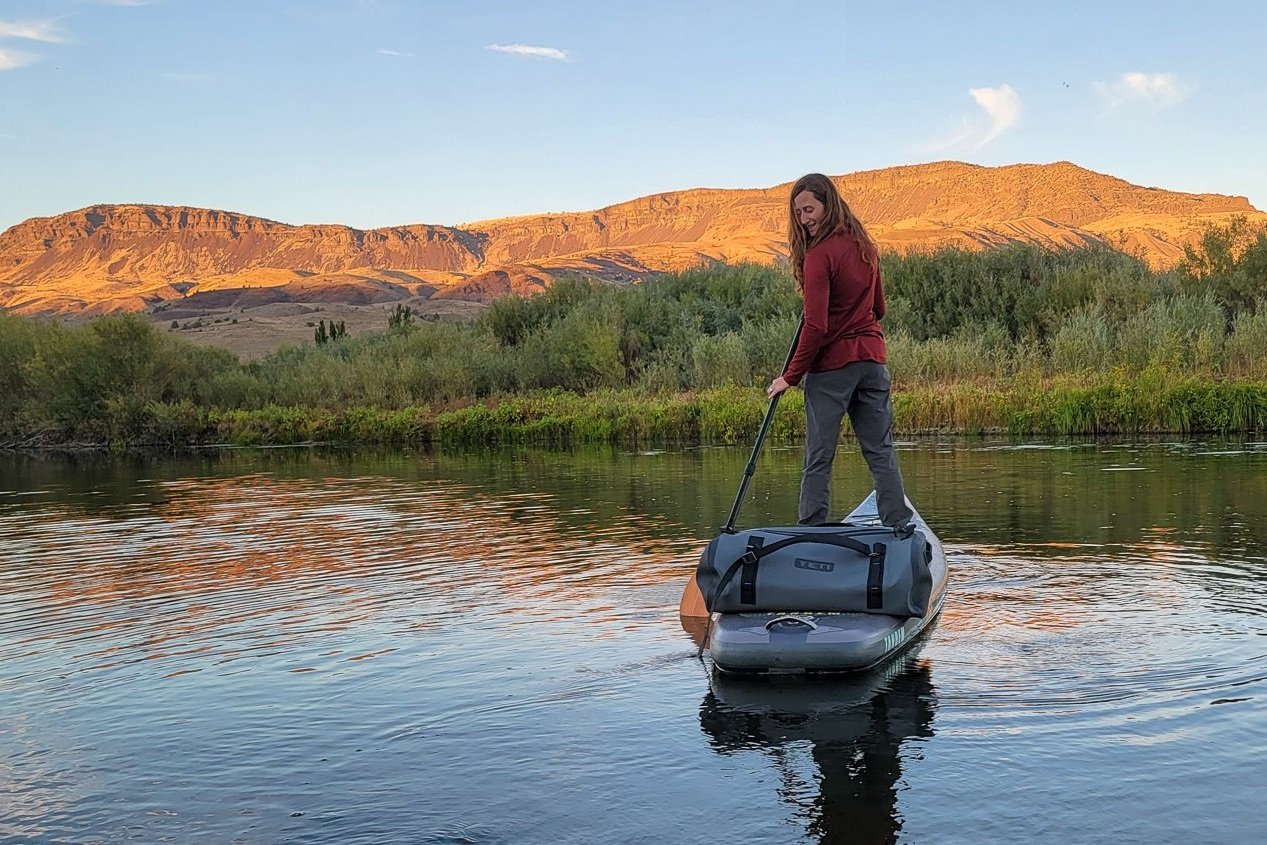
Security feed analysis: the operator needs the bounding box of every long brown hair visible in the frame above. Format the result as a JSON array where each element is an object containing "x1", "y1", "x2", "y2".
[{"x1": 787, "y1": 173, "x2": 878, "y2": 290}]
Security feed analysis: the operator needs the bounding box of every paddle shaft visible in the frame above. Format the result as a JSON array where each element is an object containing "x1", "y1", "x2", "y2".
[{"x1": 721, "y1": 317, "x2": 804, "y2": 534}]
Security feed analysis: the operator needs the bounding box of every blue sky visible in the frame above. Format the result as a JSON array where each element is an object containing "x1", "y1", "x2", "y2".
[{"x1": 1, "y1": 0, "x2": 1265, "y2": 231}]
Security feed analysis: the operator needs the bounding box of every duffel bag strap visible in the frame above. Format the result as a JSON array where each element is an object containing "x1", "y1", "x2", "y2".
[
  {"x1": 867, "y1": 543, "x2": 887, "y2": 609},
  {"x1": 706, "y1": 549, "x2": 756, "y2": 612},
  {"x1": 740, "y1": 536, "x2": 762, "y2": 605}
]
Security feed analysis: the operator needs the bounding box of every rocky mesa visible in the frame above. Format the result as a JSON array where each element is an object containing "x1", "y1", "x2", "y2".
[{"x1": 2, "y1": 160, "x2": 1263, "y2": 319}]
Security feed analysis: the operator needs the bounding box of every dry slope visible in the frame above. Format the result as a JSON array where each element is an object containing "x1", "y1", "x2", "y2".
[{"x1": 2, "y1": 160, "x2": 1261, "y2": 320}]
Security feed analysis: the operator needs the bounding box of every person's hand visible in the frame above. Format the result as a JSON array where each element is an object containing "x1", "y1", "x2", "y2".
[{"x1": 766, "y1": 376, "x2": 790, "y2": 399}]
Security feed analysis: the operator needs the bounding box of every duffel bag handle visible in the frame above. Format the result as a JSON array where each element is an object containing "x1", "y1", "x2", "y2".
[{"x1": 739, "y1": 532, "x2": 874, "y2": 561}]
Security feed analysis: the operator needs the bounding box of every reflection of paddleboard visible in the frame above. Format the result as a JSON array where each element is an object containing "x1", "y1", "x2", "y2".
[
  {"x1": 698, "y1": 655, "x2": 938, "y2": 843},
  {"x1": 681, "y1": 492, "x2": 949, "y2": 673},
  {"x1": 700, "y1": 650, "x2": 936, "y2": 746}
]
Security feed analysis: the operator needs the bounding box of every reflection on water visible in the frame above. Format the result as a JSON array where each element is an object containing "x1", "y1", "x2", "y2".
[
  {"x1": 1, "y1": 440, "x2": 1266, "y2": 844},
  {"x1": 701, "y1": 653, "x2": 936, "y2": 845}
]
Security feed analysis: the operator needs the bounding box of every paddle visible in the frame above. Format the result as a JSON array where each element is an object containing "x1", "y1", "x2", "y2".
[
  {"x1": 683, "y1": 316, "x2": 803, "y2": 656},
  {"x1": 721, "y1": 316, "x2": 804, "y2": 534}
]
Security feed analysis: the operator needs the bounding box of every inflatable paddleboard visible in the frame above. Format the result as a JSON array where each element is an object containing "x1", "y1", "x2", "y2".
[{"x1": 681, "y1": 492, "x2": 948, "y2": 674}]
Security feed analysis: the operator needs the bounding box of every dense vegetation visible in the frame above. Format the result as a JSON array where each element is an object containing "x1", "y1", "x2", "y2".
[{"x1": 2, "y1": 220, "x2": 1266, "y2": 448}]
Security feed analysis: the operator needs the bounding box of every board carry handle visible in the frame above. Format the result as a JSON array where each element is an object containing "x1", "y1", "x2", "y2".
[{"x1": 764, "y1": 615, "x2": 818, "y2": 631}]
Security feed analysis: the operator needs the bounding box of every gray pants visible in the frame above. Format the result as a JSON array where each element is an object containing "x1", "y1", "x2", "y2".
[{"x1": 799, "y1": 361, "x2": 914, "y2": 527}]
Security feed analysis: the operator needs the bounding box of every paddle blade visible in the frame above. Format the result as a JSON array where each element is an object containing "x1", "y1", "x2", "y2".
[{"x1": 679, "y1": 572, "x2": 709, "y2": 648}]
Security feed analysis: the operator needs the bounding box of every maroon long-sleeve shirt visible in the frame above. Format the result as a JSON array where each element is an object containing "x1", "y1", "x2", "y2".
[{"x1": 782, "y1": 231, "x2": 887, "y2": 387}]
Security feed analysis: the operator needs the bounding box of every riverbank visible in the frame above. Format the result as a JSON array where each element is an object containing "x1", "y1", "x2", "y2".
[{"x1": 6, "y1": 374, "x2": 1265, "y2": 451}]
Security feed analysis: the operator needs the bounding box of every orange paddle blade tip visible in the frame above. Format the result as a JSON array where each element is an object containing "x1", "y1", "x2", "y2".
[{"x1": 678, "y1": 573, "x2": 709, "y2": 648}]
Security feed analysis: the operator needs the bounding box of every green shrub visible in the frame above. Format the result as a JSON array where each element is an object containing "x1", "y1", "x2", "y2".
[
  {"x1": 9, "y1": 240, "x2": 1267, "y2": 447},
  {"x1": 1049, "y1": 304, "x2": 1113, "y2": 373}
]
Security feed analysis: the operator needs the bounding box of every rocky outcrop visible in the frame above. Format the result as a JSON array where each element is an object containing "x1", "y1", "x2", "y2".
[{"x1": 2, "y1": 161, "x2": 1262, "y2": 316}]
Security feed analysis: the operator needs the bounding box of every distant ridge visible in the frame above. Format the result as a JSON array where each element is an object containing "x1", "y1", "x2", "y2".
[{"x1": 2, "y1": 160, "x2": 1262, "y2": 317}]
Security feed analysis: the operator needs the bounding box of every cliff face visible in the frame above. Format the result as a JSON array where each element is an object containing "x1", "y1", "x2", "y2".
[
  {"x1": 0, "y1": 206, "x2": 486, "y2": 313},
  {"x1": 2, "y1": 161, "x2": 1261, "y2": 316}
]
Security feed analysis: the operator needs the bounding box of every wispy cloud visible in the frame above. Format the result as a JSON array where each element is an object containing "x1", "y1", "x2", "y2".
[
  {"x1": 0, "y1": 18, "x2": 70, "y2": 43},
  {"x1": 486, "y1": 43, "x2": 568, "y2": 61},
  {"x1": 0, "y1": 47, "x2": 36, "y2": 70},
  {"x1": 970, "y1": 85, "x2": 1022, "y2": 144},
  {"x1": 378, "y1": 48, "x2": 414, "y2": 57},
  {"x1": 77, "y1": 0, "x2": 154, "y2": 6},
  {"x1": 0, "y1": 17, "x2": 71, "y2": 70},
  {"x1": 1095, "y1": 72, "x2": 1191, "y2": 111},
  {"x1": 0, "y1": 131, "x2": 16, "y2": 140},
  {"x1": 160, "y1": 72, "x2": 213, "y2": 81},
  {"x1": 922, "y1": 84, "x2": 1021, "y2": 153}
]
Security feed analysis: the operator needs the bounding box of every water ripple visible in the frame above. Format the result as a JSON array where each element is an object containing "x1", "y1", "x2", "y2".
[
  {"x1": 922, "y1": 542, "x2": 1267, "y2": 732},
  {"x1": 3, "y1": 444, "x2": 1266, "y2": 845}
]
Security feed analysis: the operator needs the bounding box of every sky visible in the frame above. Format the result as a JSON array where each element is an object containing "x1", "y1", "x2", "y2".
[{"x1": 2, "y1": 0, "x2": 1266, "y2": 232}]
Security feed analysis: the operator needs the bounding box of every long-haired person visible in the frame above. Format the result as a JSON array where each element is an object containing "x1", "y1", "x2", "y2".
[{"x1": 766, "y1": 173, "x2": 914, "y2": 528}]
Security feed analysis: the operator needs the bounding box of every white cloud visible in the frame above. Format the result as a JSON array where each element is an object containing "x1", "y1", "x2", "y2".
[
  {"x1": 378, "y1": 48, "x2": 414, "y2": 57},
  {"x1": 160, "y1": 72, "x2": 213, "y2": 81},
  {"x1": 0, "y1": 131, "x2": 16, "y2": 140},
  {"x1": 1095, "y1": 72, "x2": 1191, "y2": 110},
  {"x1": 486, "y1": 43, "x2": 568, "y2": 61},
  {"x1": 969, "y1": 85, "x2": 1021, "y2": 145},
  {"x1": 77, "y1": 1, "x2": 153, "y2": 6},
  {"x1": 0, "y1": 17, "x2": 71, "y2": 69},
  {"x1": 0, "y1": 19, "x2": 69, "y2": 43},
  {"x1": 0, "y1": 47, "x2": 36, "y2": 70},
  {"x1": 922, "y1": 84, "x2": 1021, "y2": 153}
]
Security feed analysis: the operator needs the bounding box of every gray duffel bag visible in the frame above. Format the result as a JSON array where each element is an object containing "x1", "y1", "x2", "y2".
[{"x1": 697, "y1": 524, "x2": 933, "y2": 618}]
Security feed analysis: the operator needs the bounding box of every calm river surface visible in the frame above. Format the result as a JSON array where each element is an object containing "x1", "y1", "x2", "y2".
[{"x1": 2, "y1": 439, "x2": 1266, "y2": 844}]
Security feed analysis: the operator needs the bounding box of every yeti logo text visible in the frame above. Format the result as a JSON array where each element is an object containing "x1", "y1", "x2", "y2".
[{"x1": 794, "y1": 558, "x2": 835, "y2": 573}]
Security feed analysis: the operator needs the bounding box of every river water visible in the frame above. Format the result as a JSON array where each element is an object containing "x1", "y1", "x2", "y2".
[{"x1": 2, "y1": 440, "x2": 1265, "y2": 844}]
